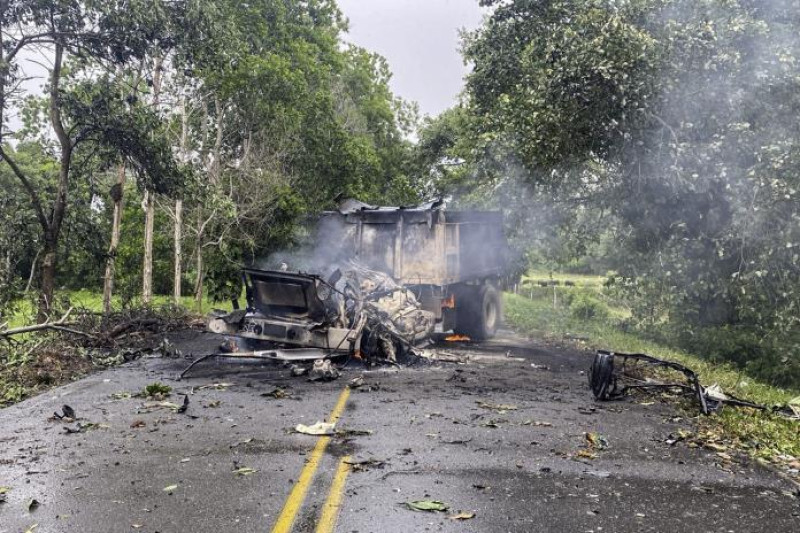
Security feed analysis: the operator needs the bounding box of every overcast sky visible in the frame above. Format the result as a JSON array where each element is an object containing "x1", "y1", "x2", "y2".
[{"x1": 336, "y1": 0, "x2": 488, "y2": 118}]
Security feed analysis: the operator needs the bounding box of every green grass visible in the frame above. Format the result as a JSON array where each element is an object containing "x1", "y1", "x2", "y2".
[
  {"x1": 504, "y1": 290, "x2": 800, "y2": 466},
  {"x1": 6, "y1": 290, "x2": 226, "y2": 328},
  {"x1": 523, "y1": 270, "x2": 606, "y2": 287}
]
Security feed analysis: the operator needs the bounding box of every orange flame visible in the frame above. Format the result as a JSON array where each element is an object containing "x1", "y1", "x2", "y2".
[{"x1": 445, "y1": 334, "x2": 471, "y2": 342}]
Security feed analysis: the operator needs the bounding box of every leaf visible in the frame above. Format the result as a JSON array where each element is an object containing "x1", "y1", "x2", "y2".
[
  {"x1": 163, "y1": 484, "x2": 179, "y2": 493},
  {"x1": 449, "y1": 511, "x2": 476, "y2": 520},
  {"x1": 233, "y1": 467, "x2": 258, "y2": 476},
  {"x1": 24, "y1": 524, "x2": 38, "y2": 533},
  {"x1": 0, "y1": 486, "x2": 9, "y2": 494},
  {"x1": 405, "y1": 500, "x2": 449, "y2": 512},
  {"x1": 477, "y1": 401, "x2": 518, "y2": 412},
  {"x1": 585, "y1": 432, "x2": 609, "y2": 450}
]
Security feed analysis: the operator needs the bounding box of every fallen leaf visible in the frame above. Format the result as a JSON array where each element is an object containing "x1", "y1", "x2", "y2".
[
  {"x1": 131, "y1": 525, "x2": 144, "y2": 529},
  {"x1": 477, "y1": 401, "x2": 518, "y2": 412},
  {"x1": 585, "y1": 432, "x2": 609, "y2": 450},
  {"x1": 406, "y1": 500, "x2": 449, "y2": 512},
  {"x1": 262, "y1": 388, "x2": 290, "y2": 399},
  {"x1": 575, "y1": 449, "x2": 597, "y2": 460},
  {"x1": 198, "y1": 382, "x2": 232, "y2": 390},
  {"x1": 24, "y1": 524, "x2": 38, "y2": 533},
  {"x1": 163, "y1": 484, "x2": 179, "y2": 494},
  {"x1": 449, "y1": 511, "x2": 475, "y2": 520},
  {"x1": 233, "y1": 467, "x2": 258, "y2": 476}
]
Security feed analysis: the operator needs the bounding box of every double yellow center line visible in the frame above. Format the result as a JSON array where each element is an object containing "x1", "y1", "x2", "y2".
[{"x1": 270, "y1": 387, "x2": 352, "y2": 533}]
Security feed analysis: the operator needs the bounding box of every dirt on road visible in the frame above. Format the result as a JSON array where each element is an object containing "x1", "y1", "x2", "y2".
[{"x1": 0, "y1": 329, "x2": 798, "y2": 532}]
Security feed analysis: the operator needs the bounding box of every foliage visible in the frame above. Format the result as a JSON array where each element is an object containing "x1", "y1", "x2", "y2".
[
  {"x1": 429, "y1": 0, "x2": 800, "y2": 384},
  {"x1": 569, "y1": 292, "x2": 610, "y2": 321}
]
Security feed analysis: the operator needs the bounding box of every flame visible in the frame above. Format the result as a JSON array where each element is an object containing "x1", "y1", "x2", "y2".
[{"x1": 445, "y1": 334, "x2": 471, "y2": 342}]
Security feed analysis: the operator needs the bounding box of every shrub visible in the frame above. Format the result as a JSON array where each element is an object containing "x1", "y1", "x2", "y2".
[{"x1": 569, "y1": 293, "x2": 609, "y2": 321}]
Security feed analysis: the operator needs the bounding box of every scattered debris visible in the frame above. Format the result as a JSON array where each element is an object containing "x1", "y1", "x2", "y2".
[
  {"x1": 139, "y1": 401, "x2": 182, "y2": 413},
  {"x1": 290, "y1": 365, "x2": 308, "y2": 377},
  {"x1": 405, "y1": 500, "x2": 449, "y2": 512},
  {"x1": 130, "y1": 420, "x2": 146, "y2": 429},
  {"x1": 448, "y1": 511, "x2": 476, "y2": 520},
  {"x1": 27, "y1": 499, "x2": 39, "y2": 512},
  {"x1": 585, "y1": 432, "x2": 609, "y2": 450},
  {"x1": 157, "y1": 338, "x2": 182, "y2": 358},
  {"x1": 348, "y1": 376, "x2": 365, "y2": 388},
  {"x1": 344, "y1": 458, "x2": 386, "y2": 472},
  {"x1": 0, "y1": 486, "x2": 8, "y2": 504},
  {"x1": 589, "y1": 350, "x2": 800, "y2": 418},
  {"x1": 52, "y1": 404, "x2": 76, "y2": 420},
  {"x1": 176, "y1": 395, "x2": 189, "y2": 414},
  {"x1": 197, "y1": 382, "x2": 233, "y2": 391},
  {"x1": 335, "y1": 428, "x2": 373, "y2": 438},
  {"x1": 477, "y1": 400, "x2": 518, "y2": 412},
  {"x1": 163, "y1": 484, "x2": 179, "y2": 494},
  {"x1": 444, "y1": 335, "x2": 471, "y2": 342},
  {"x1": 232, "y1": 467, "x2": 258, "y2": 476},
  {"x1": 63, "y1": 422, "x2": 108, "y2": 434},
  {"x1": 308, "y1": 359, "x2": 340, "y2": 382},
  {"x1": 295, "y1": 421, "x2": 336, "y2": 436},
  {"x1": 262, "y1": 387, "x2": 291, "y2": 399},
  {"x1": 521, "y1": 420, "x2": 552, "y2": 427}
]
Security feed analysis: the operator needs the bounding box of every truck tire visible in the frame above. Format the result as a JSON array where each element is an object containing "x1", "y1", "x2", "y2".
[{"x1": 454, "y1": 285, "x2": 501, "y2": 340}]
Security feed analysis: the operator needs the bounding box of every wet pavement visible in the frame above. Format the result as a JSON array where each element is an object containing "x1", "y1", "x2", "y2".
[{"x1": 0, "y1": 329, "x2": 798, "y2": 532}]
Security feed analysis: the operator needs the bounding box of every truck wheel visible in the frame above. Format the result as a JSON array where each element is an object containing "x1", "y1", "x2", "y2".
[{"x1": 455, "y1": 285, "x2": 501, "y2": 340}]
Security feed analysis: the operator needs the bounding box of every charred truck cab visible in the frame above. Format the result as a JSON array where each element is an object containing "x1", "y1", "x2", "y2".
[{"x1": 207, "y1": 200, "x2": 509, "y2": 361}]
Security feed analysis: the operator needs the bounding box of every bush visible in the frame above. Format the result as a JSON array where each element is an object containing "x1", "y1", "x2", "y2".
[{"x1": 569, "y1": 293, "x2": 609, "y2": 321}]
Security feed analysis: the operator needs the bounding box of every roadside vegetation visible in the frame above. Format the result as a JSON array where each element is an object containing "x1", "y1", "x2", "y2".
[{"x1": 504, "y1": 279, "x2": 799, "y2": 476}]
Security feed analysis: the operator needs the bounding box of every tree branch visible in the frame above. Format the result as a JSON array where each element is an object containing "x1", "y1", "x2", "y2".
[{"x1": 0, "y1": 145, "x2": 50, "y2": 231}]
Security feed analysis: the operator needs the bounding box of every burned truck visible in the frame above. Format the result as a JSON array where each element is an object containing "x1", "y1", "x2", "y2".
[{"x1": 207, "y1": 199, "x2": 509, "y2": 361}]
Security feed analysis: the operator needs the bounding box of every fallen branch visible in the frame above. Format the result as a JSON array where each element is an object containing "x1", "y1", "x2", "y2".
[{"x1": 0, "y1": 308, "x2": 95, "y2": 340}]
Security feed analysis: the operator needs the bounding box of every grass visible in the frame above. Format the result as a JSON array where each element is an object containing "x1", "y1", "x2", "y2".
[
  {"x1": 6, "y1": 289, "x2": 226, "y2": 328},
  {"x1": 504, "y1": 288, "x2": 800, "y2": 470},
  {"x1": 523, "y1": 270, "x2": 607, "y2": 287}
]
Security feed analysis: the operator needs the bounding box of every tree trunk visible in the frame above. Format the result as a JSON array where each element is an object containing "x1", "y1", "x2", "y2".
[
  {"x1": 37, "y1": 42, "x2": 72, "y2": 323},
  {"x1": 38, "y1": 238, "x2": 58, "y2": 323},
  {"x1": 142, "y1": 190, "x2": 155, "y2": 304},
  {"x1": 173, "y1": 198, "x2": 183, "y2": 303},
  {"x1": 102, "y1": 164, "x2": 126, "y2": 314},
  {"x1": 174, "y1": 95, "x2": 188, "y2": 304},
  {"x1": 194, "y1": 244, "x2": 204, "y2": 312},
  {"x1": 142, "y1": 55, "x2": 163, "y2": 305}
]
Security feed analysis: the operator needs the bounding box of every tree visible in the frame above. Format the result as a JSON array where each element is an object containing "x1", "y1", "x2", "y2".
[
  {"x1": 455, "y1": 0, "x2": 800, "y2": 384},
  {"x1": 0, "y1": 1, "x2": 183, "y2": 320}
]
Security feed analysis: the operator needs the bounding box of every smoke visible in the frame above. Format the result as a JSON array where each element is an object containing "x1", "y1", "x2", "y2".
[{"x1": 258, "y1": 214, "x2": 356, "y2": 276}]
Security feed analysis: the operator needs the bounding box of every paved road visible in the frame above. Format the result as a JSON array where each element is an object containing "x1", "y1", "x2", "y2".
[{"x1": 1, "y1": 329, "x2": 798, "y2": 532}]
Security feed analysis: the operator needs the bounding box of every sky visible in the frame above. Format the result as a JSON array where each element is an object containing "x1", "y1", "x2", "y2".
[{"x1": 336, "y1": 0, "x2": 488, "y2": 118}]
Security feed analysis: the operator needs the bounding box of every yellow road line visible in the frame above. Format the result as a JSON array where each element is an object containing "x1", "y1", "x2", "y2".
[
  {"x1": 315, "y1": 456, "x2": 352, "y2": 533},
  {"x1": 270, "y1": 387, "x2": 350, "y2": 533}
]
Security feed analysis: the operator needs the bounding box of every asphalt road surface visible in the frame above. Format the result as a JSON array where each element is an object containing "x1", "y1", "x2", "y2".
[{"x1": 1, "y1": 329, "x2": 798, "y2": 532}]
